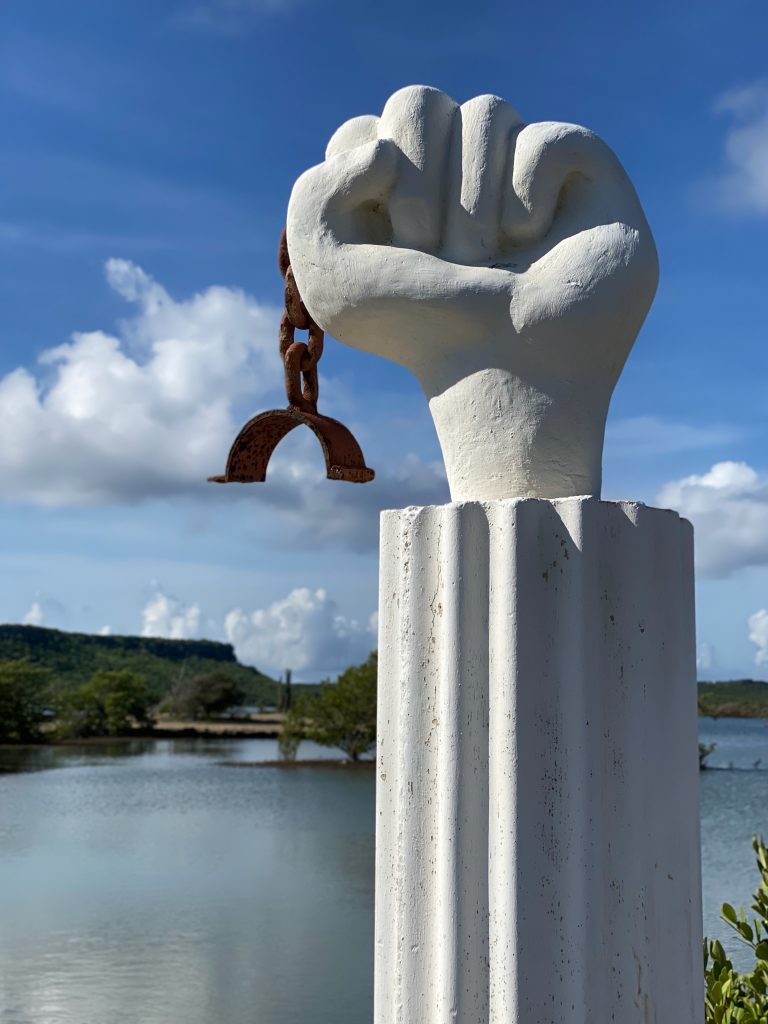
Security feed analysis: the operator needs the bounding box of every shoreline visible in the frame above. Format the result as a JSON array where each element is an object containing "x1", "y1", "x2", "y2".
[{"x1": 218, "y1": 759, "x2": 375, "y2": 769}]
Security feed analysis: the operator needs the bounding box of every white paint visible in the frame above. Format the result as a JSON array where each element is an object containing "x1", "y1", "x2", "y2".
[
  {"x1": 376, "y1": 497, "x2": 702, "y2": 1024},
  {"x1": 287, "y1": 86, "x2": 659, "y2": 502}
]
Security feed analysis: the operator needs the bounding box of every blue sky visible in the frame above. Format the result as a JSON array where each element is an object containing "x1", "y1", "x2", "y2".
[{"x1": 1, "y1": 0, "x2": 767, "y2": 679}]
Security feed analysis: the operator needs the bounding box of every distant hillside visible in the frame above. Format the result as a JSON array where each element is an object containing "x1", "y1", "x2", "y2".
[
  {"x1": 0, "y1": 624, "x2": 278, "y2": 707},
  {"x1": 698, "y1": 679, "x2": 768, "y2": 718}
]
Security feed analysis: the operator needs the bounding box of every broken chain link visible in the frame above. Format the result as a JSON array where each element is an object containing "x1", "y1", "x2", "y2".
[{"x1": 207, "y1": 227, "x2": 374, "y2": 486}]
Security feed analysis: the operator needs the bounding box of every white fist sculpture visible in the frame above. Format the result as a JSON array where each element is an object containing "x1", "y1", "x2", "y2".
[{"x1": 287, "y1": 86, "x2": 658, "y2": 501}]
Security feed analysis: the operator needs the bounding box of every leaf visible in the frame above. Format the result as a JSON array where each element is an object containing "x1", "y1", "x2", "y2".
[{"x1": 724, "y1": 903, "x2": 739, "y2": 924}]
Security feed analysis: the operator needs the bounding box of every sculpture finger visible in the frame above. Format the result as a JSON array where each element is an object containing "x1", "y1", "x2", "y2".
[
  {"x1": 325, "y1": 115, "x2": 380, "y2": 160},
  {"x1": 378, "y1": 85, "x2": 458, "y2": 253},
  {"x1": 500, "y1": 122, "x2": 646, "y2": 248},
  {"x1": 442, "y1": 95, "x2": 524, "y2": 264}
]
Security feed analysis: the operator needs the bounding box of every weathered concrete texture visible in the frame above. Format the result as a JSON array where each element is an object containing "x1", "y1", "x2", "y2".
[
  {"x1": 287, "y1": 85, "x2": 659, "y2": 502},
  {"x1": 376, "y1": 497, "x2": 701, "y2": 1024}
]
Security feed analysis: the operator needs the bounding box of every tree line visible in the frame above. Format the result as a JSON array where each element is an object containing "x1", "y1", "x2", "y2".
[
  {"x1": 0, "y1": 652, "x2": 378, "y2": 761},
  {"x1": 0, "y1": 661, "x2": 249, "y2": 742}
]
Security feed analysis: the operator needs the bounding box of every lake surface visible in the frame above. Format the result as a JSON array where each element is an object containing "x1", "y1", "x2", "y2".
[{"x1": 1, "y1": 718, "x2": 767, "y2": 1023}]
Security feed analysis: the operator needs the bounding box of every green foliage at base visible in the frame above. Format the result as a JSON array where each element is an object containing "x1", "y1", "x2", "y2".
[
  {"x1": 0, "y1": 660, "x2": 51, "y2": 742},
  {"x1": 705, "y1": 837, "x2": 768, "y2": 1022},
  {"x1": 282, "y1": 652, "x2": 377, "y2": 761},
  {"x1": 53, "y1": 670, "x2": 155, "y2": 739}
]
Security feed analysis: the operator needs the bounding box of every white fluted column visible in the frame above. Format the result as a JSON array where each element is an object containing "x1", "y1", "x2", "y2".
[{"x1": 375, "y1": 497, "x2": 702, "y2": 1024}]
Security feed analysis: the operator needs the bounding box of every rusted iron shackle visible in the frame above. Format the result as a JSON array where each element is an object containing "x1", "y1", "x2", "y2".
[{"x1": 209, "y1": 230, "x2": 374, "y2": 486}]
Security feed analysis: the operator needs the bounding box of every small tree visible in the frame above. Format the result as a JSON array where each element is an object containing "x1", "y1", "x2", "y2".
[
  {"x1": 54, "y1": 670, "x2": 154, "y2": 738},
  {"x1": 278, "y1": 712, "x2": 302, "y2": 761},
  {"x1": 700, "y1": 742, "x2": 717, "y2": 769},
  {"x1": 297, "y1": 652, "x2": 377, "y2": 762},
  {"x1": 166, "y1": 671, "x2": 244, "y2": 720},
  {"x1": 0, "y1": 660, "x2": 50, "y2": 742}
]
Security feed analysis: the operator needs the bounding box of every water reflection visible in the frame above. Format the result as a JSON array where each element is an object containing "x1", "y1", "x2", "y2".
[
  {"x1": 2, "y1": 722, "x2": 768, "y2": 1021},
  {"x1": 0, "y1": 740, "x2": 374, "y2": 1024}
]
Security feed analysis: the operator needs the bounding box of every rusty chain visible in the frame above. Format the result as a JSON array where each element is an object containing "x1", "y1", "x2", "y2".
[
  {"x1": 278, "y1": 228, "x2": 324, "y2": 414},
  {"x1": 208, "y1": 226, "x2": 375, "y2": 486}
]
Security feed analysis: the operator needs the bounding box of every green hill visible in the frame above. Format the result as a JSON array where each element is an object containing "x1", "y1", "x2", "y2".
[
  {"x1": 698, "y1": 679, "x2": 768, "y2": 718},
  {"x1": 0, "y1": 624, "x2": 278, "y2": 707}
]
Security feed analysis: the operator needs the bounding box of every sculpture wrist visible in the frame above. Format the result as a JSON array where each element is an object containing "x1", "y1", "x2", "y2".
[{"x1": 423, "y1": 367, "x2": 609, "y2": 502}]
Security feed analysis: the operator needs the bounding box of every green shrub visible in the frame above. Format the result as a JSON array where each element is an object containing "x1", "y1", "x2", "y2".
[
  {"x1": 53, "y1": 670, "x2": 154, "y2": 738},
  {"x1": 284, "y1": 652, "x2": 377, "y2": 762},
  {"x1": 705, "y1": 836, "x2": 768, "y2": 1023},
  {"x1": 0, "y1": 660, "x2": 50, "y2": 742}
]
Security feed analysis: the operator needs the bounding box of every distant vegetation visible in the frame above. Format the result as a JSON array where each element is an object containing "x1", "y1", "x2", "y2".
[
  {"x1": 0, "y1": 624, "x2": 279, "y2": 743},
  {"x1": 0, "y1": 660, "x2": 51, "y2": 743},
  {"x1": 281, "y1": 652, "x2": 377, "y2": 762},
  {"x1": 699, "y1": 680, "x2": 768, "y2": 719},
  {"x1": 0, "y1": 624, "x2": 277, "y2": 708},
  {"x1": 161, "y1": 671, "x2": 246, "y2": 721},
  {"x1": 53, "y1": 670, "x2": 155, "y2": 739}
]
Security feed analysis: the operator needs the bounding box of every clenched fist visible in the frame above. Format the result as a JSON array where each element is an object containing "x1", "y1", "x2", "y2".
[{"x1": 287, "y1": 86, "x2": 658, "y2": 501}]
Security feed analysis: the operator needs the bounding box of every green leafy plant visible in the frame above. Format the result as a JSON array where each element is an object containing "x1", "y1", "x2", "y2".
[
  {"x1": 0, "y1": 660, "x2": 51, "y2": 742},
  {"x1": 283, "y1": 652, "x2": 377, "y2": 762},
  {"x1": 704, "y1": 836, "x2": 768, "y2": 1023},
  {"x1": 53, "y1": 670, "x2": 155, "y2": 738}
]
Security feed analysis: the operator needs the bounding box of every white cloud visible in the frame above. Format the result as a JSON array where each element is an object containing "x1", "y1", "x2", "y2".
[
  {"x1": 0, "y1": 259, "x2": 279, "y2": 506},
  {"x1": 0, "y1": 258, "x2": 448, "y2": 548},
  {"x1": 711, "y1": 80, "x2": 768, "y2": 213},
  {"x1": 99, "y1": 625, "x2": 113, "y2": 636},
  {"x1": 697, "y1": 641, "x2": 717, "y2": 673},
  {"x1": 657, "y1": 461, "x2": 768, "y2": 578},
  {"x1": 224, "y1": 587, "x2": 375, "y2": 680},
  {"x1": 21, "y1": 601, "x2": 44, "y2": 626},
  {"x1": 749, "y1": 609, "x2": 768, "y2": 667},
  {"x1": 141, "y1": 591, "x2": 202, "y2": 640}
]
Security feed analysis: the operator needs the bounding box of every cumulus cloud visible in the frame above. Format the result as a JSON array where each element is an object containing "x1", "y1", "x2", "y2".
[
  {"x1": 21, "y1": 601, "x2": 45, "y2": 626},
  {"x1": 141, "y1": 591, "x2": 202, "y2": 640},
  {"x1": 0, "y1": 259, "x2": 279, "y2": 506},
  {"x1": 224, "y1": 587, "x2": 375, "y2": 680},
  {"x1": 657, "y1": 461, "x2": 768, "y2": 578},
  {"x1": 749, "y1": 610, "x2": 768, "y2": 667},
  {"x1": 697, "y1": 641, "x2": 718, "y2": 674},
  {"x1": 711, "y1": 80, "x2": 768, "y2": 213},
  {"x1": 0, "y1": 258, "x2": 448, "y2": 548}
]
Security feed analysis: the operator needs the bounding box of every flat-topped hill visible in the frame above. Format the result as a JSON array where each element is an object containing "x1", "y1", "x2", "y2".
[{"x1": 0, "y1": 624, "x2": 278, "y2": 706}]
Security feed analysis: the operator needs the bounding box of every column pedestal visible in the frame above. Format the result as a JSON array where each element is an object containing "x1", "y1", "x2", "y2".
[{"x1": 375, "y1": 497, "x2": 701, "y2": 1024}]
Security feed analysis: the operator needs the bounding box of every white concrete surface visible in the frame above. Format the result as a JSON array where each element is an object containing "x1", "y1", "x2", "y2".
[
  {"x1": 287, "y1": 86, "x2": 659, "y2": 502},
  {"x1": 376, "y1": 497, "x2": 702, "y2": 1024}
]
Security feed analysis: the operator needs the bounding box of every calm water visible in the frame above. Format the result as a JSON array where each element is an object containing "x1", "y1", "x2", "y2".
[{"x1": 0, "y1": 719, "x2": 766, "y2": 1024}]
